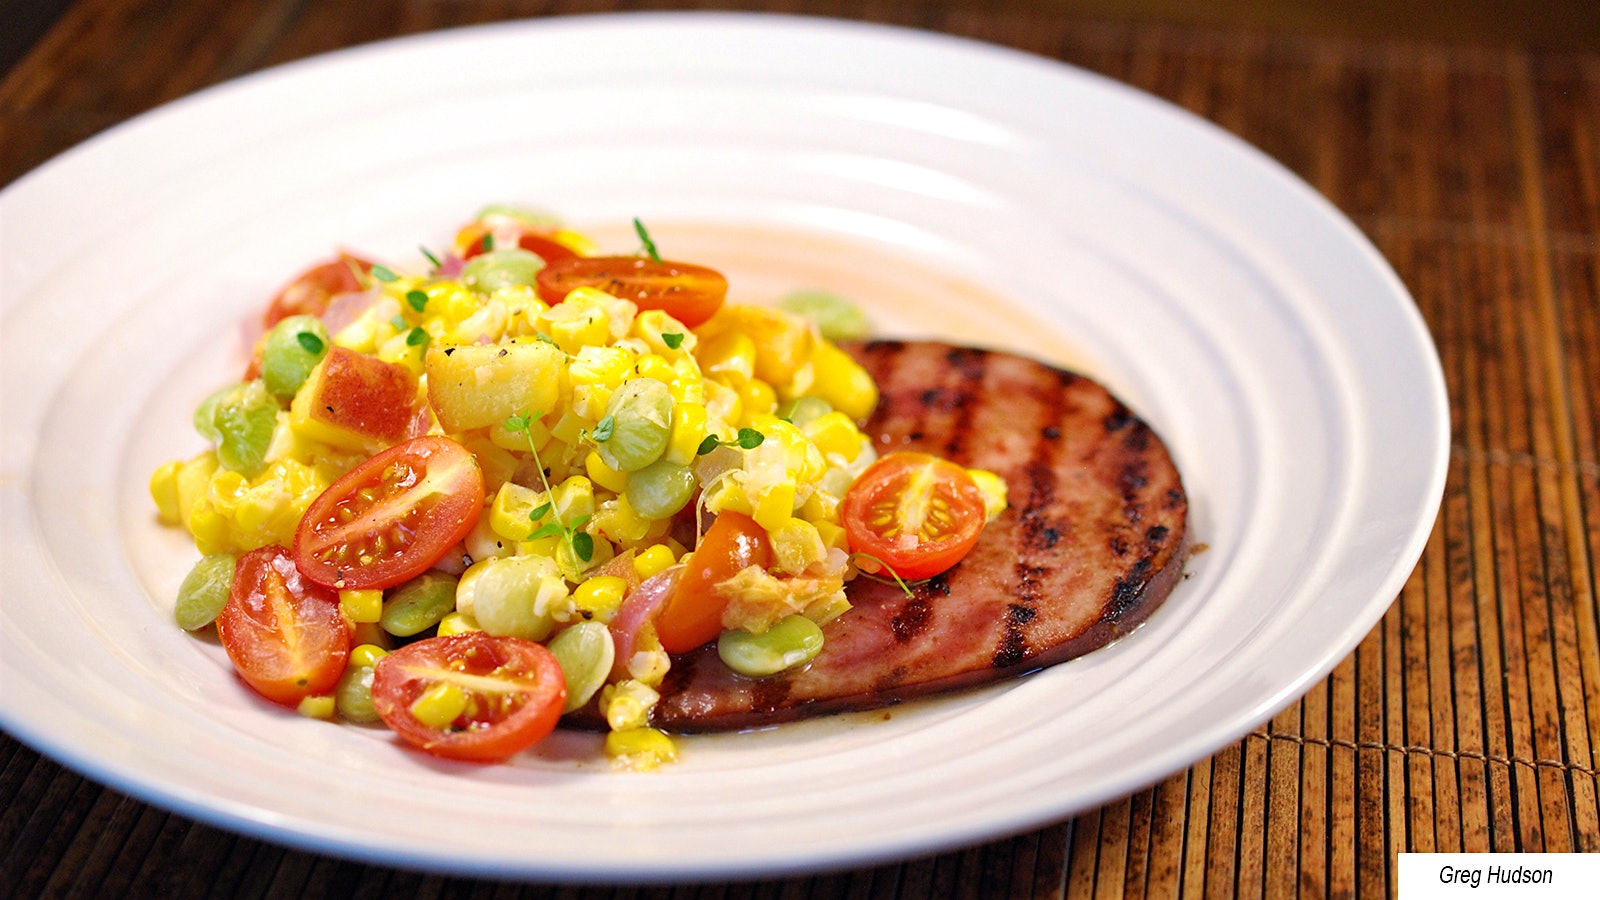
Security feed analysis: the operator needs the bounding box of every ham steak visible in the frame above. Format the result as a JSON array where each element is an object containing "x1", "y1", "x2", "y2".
[{"x1": 648, "y1": 340, "x2": 1190, "y2": 732}]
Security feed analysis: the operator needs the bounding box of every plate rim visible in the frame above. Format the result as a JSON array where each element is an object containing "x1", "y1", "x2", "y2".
[{"x1": 0, "y1": 11, "x2": 1449, "y2": 883}]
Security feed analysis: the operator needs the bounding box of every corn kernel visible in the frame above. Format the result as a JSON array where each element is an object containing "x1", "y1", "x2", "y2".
[
  {"x1": 436, "y1": 612, "x2": 481, "y2": 635},
  {"x1": 569, "y1": 345, "x2": 635, "y2": 389},
  {"x1": 759, "y1": 416, "x2": 827, "y2": 484},
  {"x1": 516, "y1": 534, "x2": 562, "y2": 558},
  {"x1": 150, "y1": 461, "x2": 181, "y2": 525},
  {"x1": 550, "y1": 410, "x2": 589, "y2": 446},
  {"x1": 340, "y1": 589, "x2": 383, "y2": 624},
  {"x1": 737, "y1": 378, "x2": 777, "y2": 418},
  {"x1": 697, "y1": 331, "x2": 756, "y2": 383},
  {"x1": 331, "y1": 307, "x2": 385, "y2": 353},
  {"x1": 632, "y1": 544, "x2": 677, "y2": 579},
  {"x1": 552, "y1": 476, "x2": 596, "y2": 523},
  {"x1": 754, "y1": 481, "x2": 797, "y2": 533},
  {"x1": 702, "y1": 380, "x2": 742, "y2": 426},
  {"x1": 459, "y1": 436, "x2": 522, "y2": 495},
  {"x1": 668, "y1": 356, "x2": 706, "y2": 405},
  {"x1": 813, "y1": 519, "x2": 849, "y2": 552},
  {"x1": 573, "y1": 575, "x2": 628, "y2": 621},
  {"x1": 631, "y1": 309, "x2": 695, "y2": 357},
  {"x1": 627, "y1": 648, "x2": 671, "y2": 686},
  {"x1": 206, "y1": 469, "x2": 249, "y2": 515},
  {"x1": 803, "y1": 411, "x2": 864, "y2": 463},
  {"x1": 602, "y1": 679, "x2": 660, "y2": 732},
  {"x1": 187, "y1": 505, "x2": 230, "y2": 556},
  {"x1": 633, "y1": 353, "x2": 675, "y2": 384},
  {"x1": 377, "y1": 328, "x2": 428, "y2": 374},
  {"x1": 350, "y1": 643, "x2": 389, "y2": 668},
  {"x1": 175, "y1": 452, "x2": 219, "y2": 523},
  {"x1": 465, "y1": 513, "x2": 513, "y2": 563},
  {"x1": 489, "y1": 414, "x2": 551, "y2": 453},
  {"x1": 410, "y1": 681, "x2": 468, "y2": 729},
  {"x1": 663, "y1": 401, "x2": 709, "y2": 467},
  {"x1": 769, "y1": 517, "x2": 827, "y2": 576},
  {"x1": 490, "y1": 482, "x2": 544, "y2": 542},
  {"x1": 798, "y1": 487, "x2": 841, "y2": 525},
  {"x1": 447, "y1": 297, "x2": 510, "y2": 345},
  {"x1": 698, "y1": 306, "x2": 813, "y2": 386},
  {"x1": 541, "y1": 293, "x2": 613, "y2": 353},
  {"x1": 297, "y1": 695, "x2": 337, "y2": 720},
  {"x1": 585, "y1": 451, "x2": 629, "y2": 493},
  {"x1": 594, "y1": 494, "x2": 652, "y2": 544},
  {"x1": 604, "y1": 727, "x2": 679, "y2": 771},
  {"x1": 432, "y1": 282, "x2": 480, "y2": 323},
  {"x1": 808, "y1": 342, "x2": 879, "y2": 423},
  {"x1": 701, "y1": 476, "x2": 753, "y2": 517}
]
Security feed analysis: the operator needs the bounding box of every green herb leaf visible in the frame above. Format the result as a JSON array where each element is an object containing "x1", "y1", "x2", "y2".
[
  {"x1": 592, "y1": 415, "x2": 616, "y2": 442},
  {"x1": 527, "y1": 501, "x2": 553, "y2": 522},
  {"x1": 405, "y1": 327, "x2": 428, "y2": 348},
  {"x1": 696, "y1": 428, "x2": 767, "y2": 455},
  {"x1": 295, "y1": 332, "x2": 325, "y2": 355},
  {"x1": 419, "y1": 246, "x2": 442, "y2": 271},
  {"x1": 482, "y1": 233, "x2": 495, "y2": 252},
  {"x1": 529, "y1": 522, "x2": 564, "y2": 541},
  {"x1": 390, "y1": 314, "x2": 408, "y2": 331},
  {"x1": 406, "y1": 289, "x2": 429, "y2": 312},
  {"x1": 569, "y1": 531, "x2": 595, "y2": 562},
  {"x1": 504, "y1": 411, "x2": 538, "y2": 433},
  {"x1": 633, "y1": 218, "x2": 661, "y2": 262},
  {"x1": 371, "y1": 264, "x2": 399, "y2": 283},
  {"x1": 662, "y1": 332, "x2": 685, "y2": 349}
]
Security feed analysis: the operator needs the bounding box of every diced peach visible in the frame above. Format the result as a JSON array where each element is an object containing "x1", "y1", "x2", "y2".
[
  {"x1": 424, "y1": 340, "x2": 564, "y2": 434},
  {"x1": 289, "y1": 346, "x2": 419, "y2": 453}
]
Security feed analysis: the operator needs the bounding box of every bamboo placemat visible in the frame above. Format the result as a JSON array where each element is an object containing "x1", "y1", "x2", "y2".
[{"x1": 4, "y1": 2, "x2": 1599, "y2": 896}]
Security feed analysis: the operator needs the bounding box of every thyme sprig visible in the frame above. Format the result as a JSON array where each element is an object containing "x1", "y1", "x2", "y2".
[
  {"x1": 848, "y1": 552, "x2": 917, "y2": 598},
  {"x1": 633, "y1": 218, "x2": 661, "y2": 262},
  {"x1": 504, "y1": 410, "x2": 594, "y2": 562}
]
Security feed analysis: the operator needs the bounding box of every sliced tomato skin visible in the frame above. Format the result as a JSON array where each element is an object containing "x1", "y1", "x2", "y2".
[
  {"x1": 263, "y1": 253, "x2": 370, "y2": 328},
  {"x1": 535, "y1": 256, "x2": 727, "y2": 327},
  {"x1": 656, "y1": 511, "x2": 770, "y2": 654},
  {"x1": 371, "y1": 633, "x2": 566, "y2": 763},
  {"x1": 841, "y1": 451, "x2": 987, "y2": 581},
  {"x1": 216, "y1": 546, "x2": 351, "y2": 706},
  {"x1": 293, "y1": 436, "x2": 484, "y2": 591}
]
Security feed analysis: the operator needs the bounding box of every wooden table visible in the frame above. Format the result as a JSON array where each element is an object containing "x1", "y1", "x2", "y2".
[{"x1": 4, "y1": 2, "x2": 1598, "y2": 896}]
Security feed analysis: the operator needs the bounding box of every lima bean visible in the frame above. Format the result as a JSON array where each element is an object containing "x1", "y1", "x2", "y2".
[
  {"x1": 716, "y1": 614, "x2": 824, "y2": 677},
  {"x1": 173, "y1": 553, "x2": 236, "y2": 631},
  {"x1": 380, "y1": 571, "x2": 459, "y2": 637}
]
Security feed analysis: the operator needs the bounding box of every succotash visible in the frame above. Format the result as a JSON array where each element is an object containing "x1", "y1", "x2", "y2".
[{"x1": 150, "y1": 206, "x2": 1008, "y2": 769}]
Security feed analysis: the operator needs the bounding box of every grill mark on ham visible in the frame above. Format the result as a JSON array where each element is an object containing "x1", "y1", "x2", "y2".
[{"x1": 638, "y1": 340, "x2": 1189, "y2": 733}]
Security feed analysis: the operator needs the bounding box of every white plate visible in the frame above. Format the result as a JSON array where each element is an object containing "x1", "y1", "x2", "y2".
[{"x1": 0, "y1": 13, "x2": 1446, "y2": 883}]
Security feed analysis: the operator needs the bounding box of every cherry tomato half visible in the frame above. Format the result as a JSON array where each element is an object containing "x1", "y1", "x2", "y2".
[
  {"x1": 293, "y1": 435, "x2": 484, "y2": 591},
  {"x1": 459, "y1": 224, "x2": 578, "y2": 266},
  {"x1": 262, "y1": 253, "x2": 371, "y2": 328},
  {"x1": 655, "y1": 511, "x2": 770, "y2": 654},
  {"x1": 841, "y1": 451, "x2": 987, "y2": 581},
  {"x1": 216, "y1": 545, "x2": 351, "y2": 707},
  {"x1": 371, "y1": 633, "x2": 566, "y2": 762},
  {"x1": 535, "y1": 256, "x2": 727, "y2": 328}
]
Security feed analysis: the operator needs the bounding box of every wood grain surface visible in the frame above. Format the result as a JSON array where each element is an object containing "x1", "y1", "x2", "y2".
[{"x1": 4, "y1": 1, "x2": 1600, "y2": 897}]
